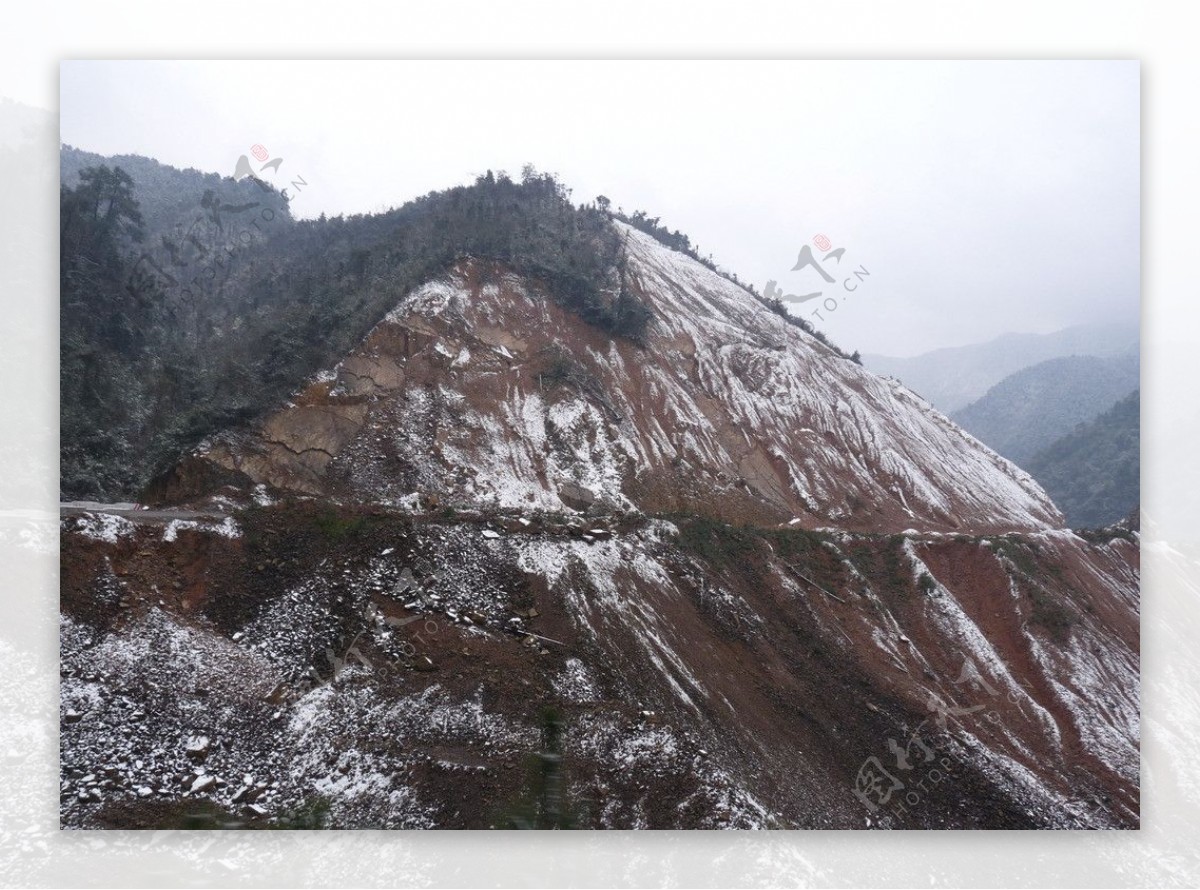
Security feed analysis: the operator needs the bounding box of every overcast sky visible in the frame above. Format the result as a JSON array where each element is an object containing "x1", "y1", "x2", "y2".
[{"x1": 59, "y1": 60, "x2": 1138, "y2": 356}]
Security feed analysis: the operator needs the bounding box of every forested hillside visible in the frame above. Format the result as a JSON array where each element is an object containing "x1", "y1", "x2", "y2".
[
  {"x1": 950, "y1": 352, "x2": 1139, "y2": 465},
  {"x1": 1026, "y1": 389, "x2": 1140, "y2": 528},
  {"x1": 60, "y1": 150, "x2": 651, "y2": 499}
]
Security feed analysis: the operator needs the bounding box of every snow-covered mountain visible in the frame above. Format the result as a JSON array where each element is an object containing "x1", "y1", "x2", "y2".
[
  {"x1": 172, "y1": 224, "x2": 1062, "y2": 536},
  {"x1": 61, "y1": 216, "x2": 1138, "y2": 830}
]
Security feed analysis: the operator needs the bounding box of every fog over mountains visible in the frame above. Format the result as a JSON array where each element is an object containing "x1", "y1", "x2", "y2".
[
  {"x1": 951, "y1": 351, "x2": 1139, "y2": 466},
  {"x1": 863, "y1": 323, "x2": 1139, "y2": 414}
]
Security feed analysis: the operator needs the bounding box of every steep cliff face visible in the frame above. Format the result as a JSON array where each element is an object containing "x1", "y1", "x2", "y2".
[
  {"x1": 62, "y1": 220, "x2": 1136, "y2": 830},
  {"x1": 179, "y1": 224, "x2": 1061, "y2": 535}
]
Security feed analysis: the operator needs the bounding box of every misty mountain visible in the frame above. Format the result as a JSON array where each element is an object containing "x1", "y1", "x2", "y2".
[
  {"x1": 60, "y1": 144, "x2": 294, "y2": 244},
  {"x1": 862, "y1": 323, "x2": 1138, "y2": 413},
  {"x1": 1026, "y1": 389, "x2": 1140, "y2": 528},
  {"x1": 0, "y1": 98, "x2": 54, "y2": 150},
  {"x1": 950, "y1": 352, "x2": 1139, "y2": 466},
  {"x1": 60, "y1": 151, "x2": 1138, "y2": 831}
]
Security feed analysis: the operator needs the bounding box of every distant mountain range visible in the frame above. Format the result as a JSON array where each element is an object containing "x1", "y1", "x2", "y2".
[
  {"x1": 951, "y1": 352, "x2": 1139, "y2": 466},
  {"x1": 863, "y1": 323, "x2": 1139, "y2": 413},
  {"x1": 1026, "y1": 389, "x2": 1140, "y2": 528}
]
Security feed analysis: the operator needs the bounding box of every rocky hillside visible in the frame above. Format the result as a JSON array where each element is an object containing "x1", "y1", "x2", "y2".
[
  {"x1": 61, "y1": 185, "x2": 1138, "y2": 831},
  {"x1": 59, "y1": 157, "x2": 637, "y2": 501},
  {"x1": 159, "y1": 224, "x2": 1062, "y2": 536},
  {"x1": 60, "y1": 501, "x2": 1139, "y2": 830}
]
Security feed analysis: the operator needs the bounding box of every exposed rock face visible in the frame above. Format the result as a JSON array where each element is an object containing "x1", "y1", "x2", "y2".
[
  {"x1": 62, "y1": 220, "x2": 1136, "y2": 830},
  {"x1": 59, "y1": 506, "x2": 1138, "y2": 829},
  {"x1": 180, "y1": 224, "x2": 1061, "y2": 534}
]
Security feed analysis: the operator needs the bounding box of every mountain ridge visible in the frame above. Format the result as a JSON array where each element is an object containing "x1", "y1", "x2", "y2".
[
  {"x1": 59, "y1": 154, "x2": 1139, "y2": 832},
  {"x1": 157, "y1": 221, "x2": 1064, "y2": 536},
  {"x1": 863, "y1": 323, "x2": 1138, "y2": 413},
  {"x1": 951, "y1": 352, "x2": 1139, "y2": 467}
]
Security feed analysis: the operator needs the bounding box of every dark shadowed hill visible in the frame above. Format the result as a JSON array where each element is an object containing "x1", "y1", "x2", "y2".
[
  {"x1": 1027, "y1": 389, "x2": 1140, "y2": 528},
  {"x1": 60, "y1": 145, "x2": 293, "y2": 242}
]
